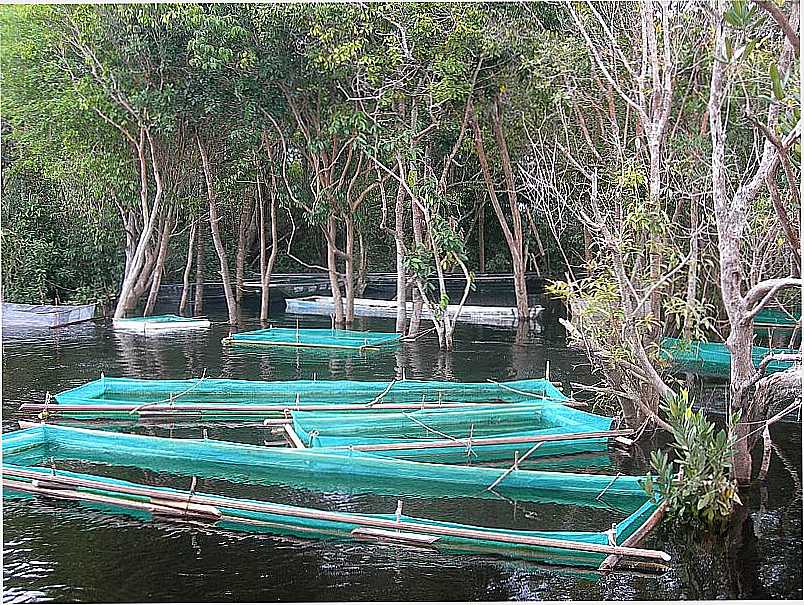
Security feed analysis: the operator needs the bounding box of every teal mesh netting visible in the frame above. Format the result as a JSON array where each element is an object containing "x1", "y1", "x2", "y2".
[
  {"x1": 2, "y1": 424, "x2": 645, "y2": 509},
  {"x1": 47, "y1": 377, "x2": 569, "y2": 420},
  {"x1": 659, "y1": 337, "x2": 797, "y2": 377},
  {"x1": 2, "y1": 425, "x2": 661, "y2": 569},
  {"x1": 223, "y1": 327, "x2": 402, "y2": 349},
  {"x1": 291, "y1": 404, "x2": 615, "y2": 463}
]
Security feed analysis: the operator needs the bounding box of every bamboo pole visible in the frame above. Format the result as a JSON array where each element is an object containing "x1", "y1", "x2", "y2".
[
  {"x1": 331, "y1": 429, "x2": 633, "y2": 453},
  {"x1": 282, "y1": 425, "x2": 306, "y2": 449},
  {"x1": 4, "y1": 468, "x2": 670, "y2": 562},
  {"x1": 486, "y1": 442, "x2": 544, "y2": 492}
]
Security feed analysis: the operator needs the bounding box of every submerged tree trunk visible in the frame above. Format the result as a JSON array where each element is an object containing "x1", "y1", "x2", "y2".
[
  {"x1": 471, "y1": 99, "x2": 529, "y2": 320},
  {"x1": 325, "y1": 215, "x2": 345, "y2": 327},
  {"x1": 193, "y1": 224, "x2": 205, "y2": 316},
  {"x1": 478, "y1": 202, "x2": 486, "y2": 274},
  {"x1": 708, "y1": 1, "x2": 800, "y2": 482},
  {"x1": 114, "y1": 129, "x2": 165, "y2": 319},
  {"x1": 235, "y1": 196, "x2": 254, "y2": 309},
  {"x1": 258, "y1": 170, "x2": 279, "y2": 322},
  {"x1": 344, "y1": 214, "x2": 356, "y2": 328},
  {"x1": 197, "y1": 135, "x2": 238, "y2": 325},
  {"x1": 143, "y1": 209, "x2": 174, "y2": 316},
  {"x1": 409, "y1": 170, "x2": 426, "y2": 335},
  {"x1": 179, "y1": 221, "x2": 197, "y2": 316},
  {"x1": 394, "y1": 182, "x2": 408, "y2": 334}
]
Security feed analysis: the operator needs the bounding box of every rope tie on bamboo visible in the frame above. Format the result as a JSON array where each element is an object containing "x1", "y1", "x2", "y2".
[
  {"x1": 604, "y1": 523, "x2": 618, "y2": 546},
  {"x1": 464, "y1": 424, "x2": 475, "y2": 459},
  {"x1": 39, "y1": 392, "x2": 52, "y2": 420},
  {"x1": 309, "y1": 430, "x2": 320, "y2": 446},
  {"x1": 129, "y1": 370, "x2": 208, "y2": 415},
  {"x1": 183, "y1": 476, "x2": 198, "y2": 519},
  {"x1": 394, "y1": 500, "x2": 403, "y2": 530},
  {"x1": 632, "y1": 419, "x2": 651, "y2": 442},
  {"x1": 734, "y1": 400, "x2": 801, "y2": 441}
]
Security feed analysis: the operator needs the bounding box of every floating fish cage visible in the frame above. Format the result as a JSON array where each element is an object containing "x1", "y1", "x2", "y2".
[
  {"x1": 285, "y1": 296, "x2": 544, "y2": 328},
  {"x1": 22, "y1": 377, "x2": 578, "y2": 421},
  {"x1": 2, "y1": 424, "x2": 668, "y2": 571},
  {"x1": 7, "y1": 423, "x2": 644, "y2": 508},
  {"x1": 2, "y1": 302, "x2": 96, "y2": 328},
  {"x1": 659, "y1": 337, "x2": 798, "y2": 378},
  {"x1": 223, "y1": 327, "x2": 402, "y2": 351},
  {"x1": 289, "y1": 404, "x2": 624, "y2": 463},
  {"x1": 112, "y1": 314, "x2": 210, "y2": 333}
]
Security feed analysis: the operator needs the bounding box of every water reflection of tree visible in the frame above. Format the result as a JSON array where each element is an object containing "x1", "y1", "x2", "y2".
[{"x1": 510, "y1": 322, "x2": 544, "y2": 380}]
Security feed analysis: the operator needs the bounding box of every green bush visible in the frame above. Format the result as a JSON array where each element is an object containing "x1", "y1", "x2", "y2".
[{"x1": 642, "y1": 390, "x2": 742, "y2": 527}]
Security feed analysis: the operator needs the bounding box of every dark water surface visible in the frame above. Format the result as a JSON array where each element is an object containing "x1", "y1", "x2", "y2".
[{"x1": 2, "y1": 304, "x2": 801, "y2": 602}]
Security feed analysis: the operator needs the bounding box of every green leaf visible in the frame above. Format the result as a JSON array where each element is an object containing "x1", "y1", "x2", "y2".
[{"x1": 769, "y1": 62, "x2": 784, "y2": 100}]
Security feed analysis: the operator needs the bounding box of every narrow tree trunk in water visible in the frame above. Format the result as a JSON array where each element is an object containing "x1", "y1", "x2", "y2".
[
  {"x1": 647, "y1": 137, "x2": 664, "y2": 340},
  {"x1": 258, "y1": 182, "x2": 268, "y2": 322},
  {"x1": 344, "y1": 214, "x2": 356, "y2": 328},
  {"x1": 235, "y1": 198, "x2": 251, "y2": 308},
  {"x1": 472, "y1": 99, "x2": 529, "y2": 320},
  {"x1": 394, "y1": 181, "x2": 407, "y2": 334},
  {"x1": 197, "y1": 135, "x2": 238, "y2": 326},
  {"x1": 409, "y1": 181, "x2": 425, "y2": 335},
  {"x1": 683, "y1": 198, "x2": 700, "y2": 388},
  {"x1": 356, "y1": 232, "x2": 368, "y2": 298},
  {"x1": 326, "y1": 215, "x2": 345, "y2": 327},
  {"x1": 258, "y1": 174, "x2": 279, "y2": 322},
  {"x1": 194, "y1": 225, "x2": 205, "y2": 316},
  {"x1": 478, "y1": 203, "x2": 485, "y2": 273},
  {"x1": 179, "y1": 221, "x2": 197, "y2": 316},
  {"x1": 144, "y1": 210, "x2": 174, "y2": 316},
  {"x1": 513, "y1": 254, "x2": 529, "y2": 320}
]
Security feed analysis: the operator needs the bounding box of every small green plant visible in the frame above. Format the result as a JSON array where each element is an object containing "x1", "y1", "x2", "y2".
[{"x1": 642, "y1": 390, "x2": 742, "y2": 527}]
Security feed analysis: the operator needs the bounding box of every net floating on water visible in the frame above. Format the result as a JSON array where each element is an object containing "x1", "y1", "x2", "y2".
[
  {"x1": 2, "y1": 425, "x2": 667, "y2": 570},
  {"x1": 4, "y1": 423, "x2": 646, "y2": 508},
  {"x1": 659, "y1": 337, "x2": 797, "y2": 378},
  {"x1": 222, "y1": 327, "x2": 402, "y2": 350},
  {"x1": 291, "y1": 404, "x2": 620, "y2": 463},
  {"x1": 25, "y1": 376, "x2": 574, "y2": 421}
]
